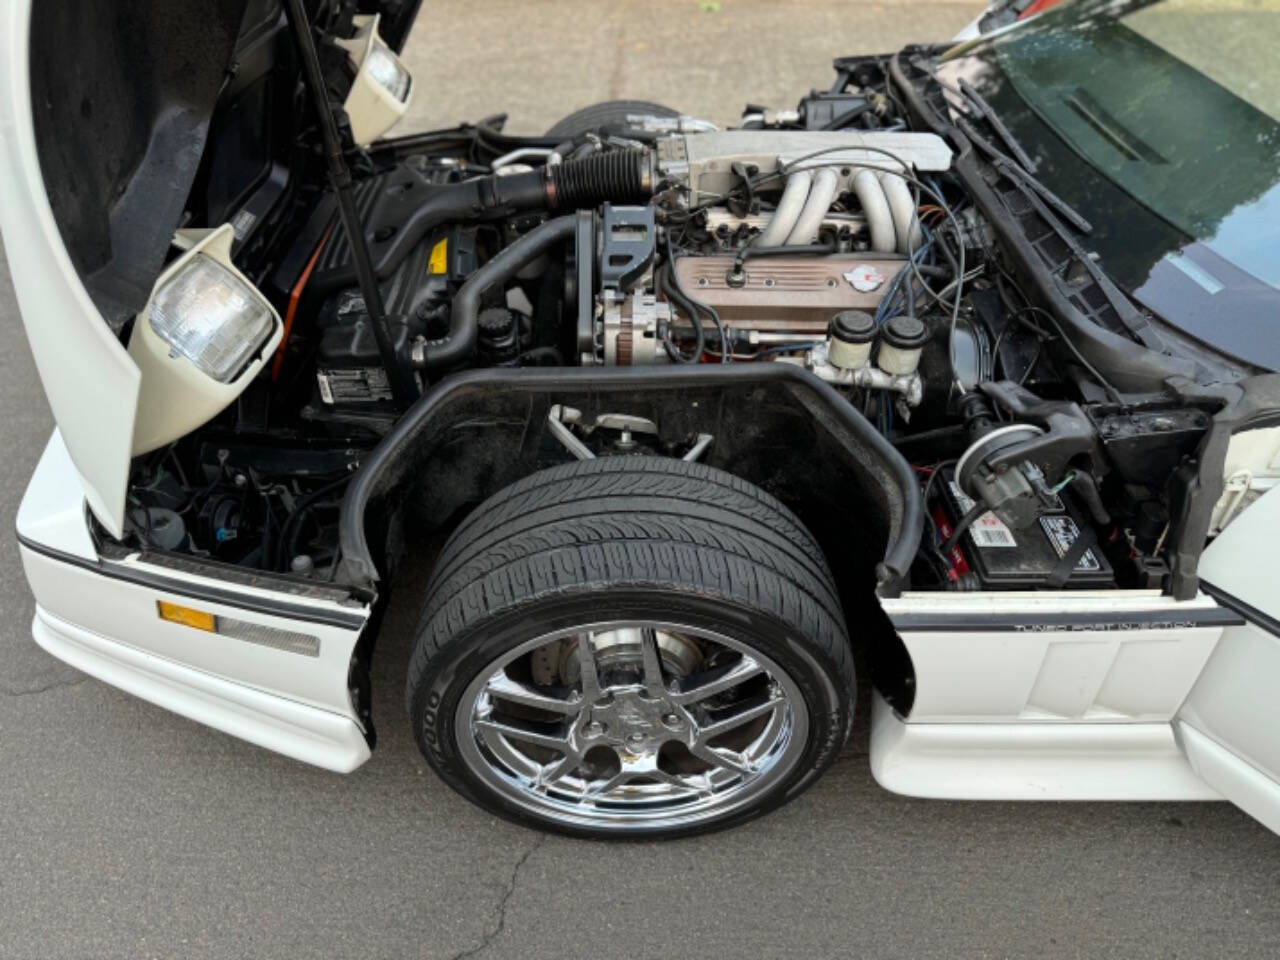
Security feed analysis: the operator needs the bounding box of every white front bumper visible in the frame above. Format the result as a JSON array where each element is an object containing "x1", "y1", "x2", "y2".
[{"x1": 17, "y1": 431, "x2": 373, "y2": 773}]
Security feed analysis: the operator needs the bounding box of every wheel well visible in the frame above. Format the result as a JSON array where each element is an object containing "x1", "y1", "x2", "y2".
[{"x1": 338, "y1": 365, "x2": 922, "y2": 725}]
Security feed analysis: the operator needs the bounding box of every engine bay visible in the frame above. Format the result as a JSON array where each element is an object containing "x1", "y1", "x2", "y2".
[{"x1": 115, "y1": 49, "x2": 1249, "y2": 601}]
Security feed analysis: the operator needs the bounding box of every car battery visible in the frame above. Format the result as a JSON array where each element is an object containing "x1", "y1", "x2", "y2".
[{"x1": 934, "y1": 466, "x2": 1114, "y2": 589}]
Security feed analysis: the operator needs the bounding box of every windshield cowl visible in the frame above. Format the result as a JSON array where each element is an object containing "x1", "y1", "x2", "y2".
[{"x1": 935, "y1": 0, "x2": 1280, "y2": 373}]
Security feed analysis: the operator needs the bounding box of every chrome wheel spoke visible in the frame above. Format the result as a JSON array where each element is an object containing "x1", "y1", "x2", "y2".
[
  {"x1": 697, "y1": 695, "x2": 783, "y2": 742},
  {"x1": 689, "y1": 742, "x2": 754, "y2": 777},
  {"x1": 476, "y1": 717, "x2": 571, "y2": 754},
  {"x1": 576, "y1": 634, "x2": 603, "y2": 702},
  {"x1": 486, "y1": 671, "x2": 580, "y2": 715},
  {"x1": 535, "y1": 752, "x2": 584, "y2": 791},
  {"x1": 586, "y1": 754, "x2": 691, "y2": 800},
  {"x1": 670, "y1": 655, "x2": 765, "y2": 705},
  {"x1": 638, "y1": 627, "x2": 667, "y2": 698}
]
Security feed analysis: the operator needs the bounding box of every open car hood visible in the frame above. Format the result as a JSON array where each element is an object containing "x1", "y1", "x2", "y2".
[{"x1": 1, "y1": 0, "x2": 420, "y2": 537}]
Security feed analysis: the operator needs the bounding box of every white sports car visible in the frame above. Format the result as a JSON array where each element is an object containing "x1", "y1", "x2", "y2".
[{"x1": 6, "y1": 0, "x2": 1280, "y2": 838}]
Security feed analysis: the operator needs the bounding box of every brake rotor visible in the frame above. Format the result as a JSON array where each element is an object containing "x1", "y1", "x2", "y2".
[{"x1": 528, "y1": 629, "x2": 704, "y2": 688}]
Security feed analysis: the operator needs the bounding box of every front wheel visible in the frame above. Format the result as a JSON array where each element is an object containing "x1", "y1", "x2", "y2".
[{"x1": 406, "y1": 457, "x2": 855, "y2": 839}]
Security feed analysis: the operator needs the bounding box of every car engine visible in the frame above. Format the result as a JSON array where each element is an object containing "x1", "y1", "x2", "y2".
[{"x1": 119, "y1": 55, "x2": 1235, "y2": 600}]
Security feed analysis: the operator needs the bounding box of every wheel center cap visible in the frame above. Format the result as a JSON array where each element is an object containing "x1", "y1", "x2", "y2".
[{"x1": 587, "y1": 691, "x2": 677, "y2": 752}]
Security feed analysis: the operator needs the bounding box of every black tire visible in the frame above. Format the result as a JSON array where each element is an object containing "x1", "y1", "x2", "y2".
[
  {"x1": 544, "y1": 98, "x2": 681, "y2": 139},
  {"x1": 406, "y1": 457, "x2": 855, "y2": 839}
]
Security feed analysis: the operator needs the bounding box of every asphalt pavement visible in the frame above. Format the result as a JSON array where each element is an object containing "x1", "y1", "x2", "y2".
[{"x1": 4, "y1": 2, "x2": 1280, "y2": 958}]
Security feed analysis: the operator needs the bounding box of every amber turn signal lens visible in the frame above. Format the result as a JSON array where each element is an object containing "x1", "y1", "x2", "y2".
[{"x1": 156, "y1": 600, "x2": 216, "y2": 632}]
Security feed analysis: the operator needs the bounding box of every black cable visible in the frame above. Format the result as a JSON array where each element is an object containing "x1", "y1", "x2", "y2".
[
  {"x1": 941, "y1": 502, "x2": 987, "y2": 559},
  {"x1": 919, "y1": 459, "x2": 959, "y2": 573},
  {"x1": 656, "y1": 265, "x2": 704, "y2": 363},
  {"x1": 1014, "y1": 306, "x2": 1124, "y2": 405},
  {"x1": 474, "y1": 116, "x2": 567, "y2": 157},
  {"x1": 731, "y1": 241, "x2": 836, "y2": 276},
  {"x1": 276, "y1": 473, "x2": 355, "y2": 571},
  {"x1": 1018, "y1": 339, "x2": 1043, "y2": 386},
  {"x1": 365, "y1": 125, "x2": 478, "y2": 159},
  {"x1": 991, "y1": 266, "x2": 1124, "y2": 402},
  {"x1": 663, "y1": 231, "x2": 727, "y2": 363}
]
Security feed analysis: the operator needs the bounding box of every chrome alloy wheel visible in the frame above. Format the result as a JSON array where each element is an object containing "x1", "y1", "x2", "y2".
[{"x1": 455, "y1": 622, "x2": 810, "y2": 832}]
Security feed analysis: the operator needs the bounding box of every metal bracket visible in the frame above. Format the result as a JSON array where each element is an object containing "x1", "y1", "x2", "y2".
[
  {"x1": 547, "y1": 405, "x2": 595, "y2": 460},
  {"x1": 683, "y1": 434, "x2": 714, "y2": 462}
]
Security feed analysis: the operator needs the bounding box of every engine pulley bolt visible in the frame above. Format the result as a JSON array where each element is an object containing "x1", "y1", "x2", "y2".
[{"x1": 585, "y1": 721, "x2": 605, "y2": 737}]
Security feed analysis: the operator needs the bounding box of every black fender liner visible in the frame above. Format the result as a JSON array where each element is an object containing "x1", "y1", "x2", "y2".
[{"x1": 336, "y1": 364, "x2": 923, "y2": 600}]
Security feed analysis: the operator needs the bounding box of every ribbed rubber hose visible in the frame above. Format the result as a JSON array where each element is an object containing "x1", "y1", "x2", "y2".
[{"x1": 548, "y1": 149, "x2": 652, "y2": 209}]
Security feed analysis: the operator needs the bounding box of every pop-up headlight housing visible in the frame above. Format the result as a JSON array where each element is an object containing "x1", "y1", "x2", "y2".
[
  {"x1": 128, "y1": 224, "x2": 282, "y2": 455},
  {"x1": 337, "y1": 14, "x2": 413, "y2": 147}
]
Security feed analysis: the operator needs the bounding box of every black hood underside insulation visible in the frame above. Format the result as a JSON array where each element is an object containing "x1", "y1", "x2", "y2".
[{"x1": 30, "y1": 0, "x2": 250, "y2": 332}]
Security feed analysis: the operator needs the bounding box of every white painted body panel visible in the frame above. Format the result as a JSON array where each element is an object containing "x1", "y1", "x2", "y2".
[
  {"x1": 882, "y1": 591, "x2": 1224, "y2": 722},
  {"x1": 872, "y1": 591, "x2": 1230, "y2": 807},
  {"x1": 1174, "y1": 485, "x2": 1280, "y2": 833},
  {"x1": 31, "y1": 607, "x2": 369, "y2": 773},
  {"x1": 0, "y1": 0, "x2": 139, "y2": 537},
  {"x1": 14, "y1": 431, "x2": 99, "y2": 561},
  {"x1": 871, "y1": 694, "x2": 1220, "y2": 801},
  {"x1": 18, "y1": 431, "x2": 372, "y2": 773},
  {"x1": 19, "y1": 545, "x2": 369, "y2": 718}
]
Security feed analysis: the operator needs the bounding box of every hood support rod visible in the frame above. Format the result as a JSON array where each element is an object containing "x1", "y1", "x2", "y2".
[{"x1": 283, "y1": 0, "x2": 417, "y2": 410}]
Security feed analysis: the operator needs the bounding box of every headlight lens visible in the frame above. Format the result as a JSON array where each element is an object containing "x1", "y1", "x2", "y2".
[
  {"x1": 149, "y1": 254, "x2": 275, "y2": 383},
  {"x1": 365, "y1": 38, "x2": 411, "y2": 102}
]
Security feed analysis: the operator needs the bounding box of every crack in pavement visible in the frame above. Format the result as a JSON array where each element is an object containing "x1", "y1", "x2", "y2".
[
  {"x1": 2, "y1": 675, "x2": 89, "y2": 697},
  {"x1": 446, "y1": 832, "x2": 546, "y2": 960}
]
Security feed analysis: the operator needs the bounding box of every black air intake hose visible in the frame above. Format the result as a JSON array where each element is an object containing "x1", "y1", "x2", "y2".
[
  {"x1": 420, "y1": 216, "x2": 578, "y2": 373},
  {"x1": 546, "y1": 149, "x2": 652, "y2": 209},
  {"x1": 370, "y1": 150, "x2": 653, "y2": 281}
]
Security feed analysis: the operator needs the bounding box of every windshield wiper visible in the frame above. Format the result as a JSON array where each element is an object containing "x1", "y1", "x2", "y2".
[
  {"x1": 956, "y1": 116, "x2": 1093, "y2": 234},
  {"x1": 909, "y1": 55, "x2": 1048, "y2": 178},
  {"x1": 957, "y1": 78, "x2": 1037, "y2": 173}
]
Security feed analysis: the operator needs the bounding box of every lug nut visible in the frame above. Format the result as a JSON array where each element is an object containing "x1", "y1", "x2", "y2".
[
  {"x1": 662, "y1": 713, "x2": 682, "y2": 728},
  {"x1": 585, "y1": 721, "x2": 605, "y2": 737},
  {"x1": 627, "y1": 733, "x2": 646, "y2": 746}
]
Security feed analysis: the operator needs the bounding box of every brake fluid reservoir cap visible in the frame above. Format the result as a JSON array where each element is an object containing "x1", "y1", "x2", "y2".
[
  {"x1": 830, "y1": 310, "x2": 877, "y2": 344},
  {"x1": 843, "y1": 264, "x2": 886, "y2": 292},
  {"x1": 882, "y1": 314, "x2": 929, "y2": 350}
]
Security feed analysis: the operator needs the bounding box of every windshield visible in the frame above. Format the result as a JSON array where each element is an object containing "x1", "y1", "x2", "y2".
[{"x1": 940, "y1": 0, "x2": 1280, "y2": 370}]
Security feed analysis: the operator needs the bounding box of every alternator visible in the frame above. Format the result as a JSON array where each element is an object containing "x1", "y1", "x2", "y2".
[{"x1": 599, "y1": 289, "x2": 673, "y2": 365}]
